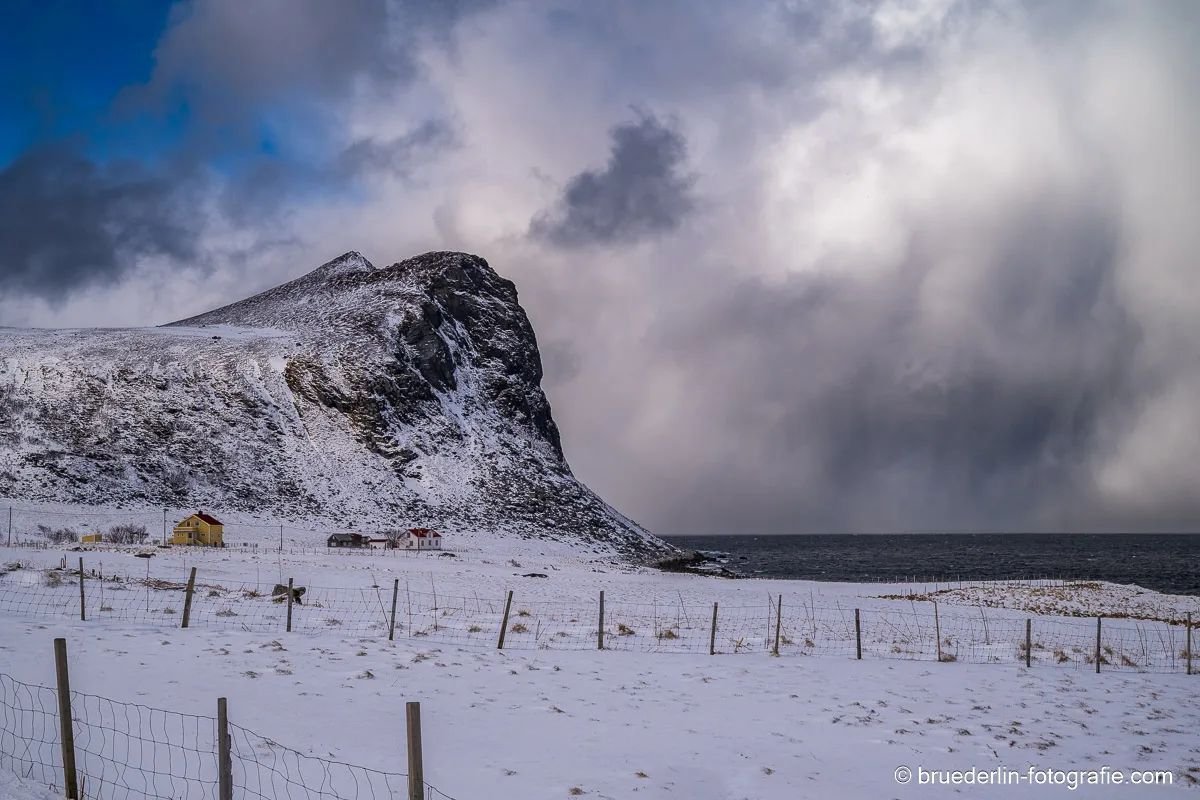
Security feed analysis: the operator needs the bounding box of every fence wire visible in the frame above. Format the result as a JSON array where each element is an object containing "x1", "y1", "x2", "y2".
[
  {"x1": 72, "y1": 693, "x2": 217, "y2": 800},
  {"x1": 0, "y1": 564, "x2": 1197, "y2": 673},
  {"x1": 0, "y1": 672, "x2": 60, "y2": 792},
  {"x1": 228, "y1": 724, "x2": 457, "y2": 800},
  {"x1": 0, "y1": 672, "x2": 458, "y2": 800}
]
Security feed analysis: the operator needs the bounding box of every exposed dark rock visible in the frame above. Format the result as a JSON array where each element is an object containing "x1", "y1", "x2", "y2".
[{"x1": 654, "y1": 551, "x2": 741, "y2": 578}]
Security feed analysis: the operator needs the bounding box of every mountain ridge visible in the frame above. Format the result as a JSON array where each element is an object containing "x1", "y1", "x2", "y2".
[{"x1": 0, "y1": 251, "x2": 668, "y2": 558}]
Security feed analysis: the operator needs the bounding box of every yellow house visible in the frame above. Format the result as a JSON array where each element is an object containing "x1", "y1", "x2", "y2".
[
  {"x1": 171, "y1": 512, "x2": 225, "y2": 547},
  {"x1": 81, "y1": 533, "x2": 103, "y2": 543}
]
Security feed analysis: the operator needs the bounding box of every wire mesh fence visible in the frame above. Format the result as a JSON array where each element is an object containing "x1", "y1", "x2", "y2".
[
  {"x1": 228, "y1": 723, "x2": 454, "y2": 800},
  {"x1": 0, "y1": 665, "x2": 458, "y2": 800},
  {"x1": 70, "y1": 693, "x2": 217, "y2": 800},
  {"x1": 0, "y1": 672, "x2": 60, "y2": 792},
  {"x1": 0, "y1": 560, "x2": 1196, "y2": 674}
]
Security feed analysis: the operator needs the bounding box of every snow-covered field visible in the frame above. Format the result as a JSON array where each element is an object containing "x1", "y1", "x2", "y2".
[{"x1": 2, "y1": 537, "x2": 1199, "y2": 799}]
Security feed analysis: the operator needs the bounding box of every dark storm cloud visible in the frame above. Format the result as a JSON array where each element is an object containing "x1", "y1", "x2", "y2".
[
  {"x1": 0, "y1": 126, "x2": 452, "y2": 301},
  {"x1": 532, "y1": 113, "x2": 695, "y2": 246},
  {"x1": 0, "y1": 146, "x2": 199, "y2": 299},
  {"x1": 645, "y1": 189, "x2": 1144, "y2": 533}
]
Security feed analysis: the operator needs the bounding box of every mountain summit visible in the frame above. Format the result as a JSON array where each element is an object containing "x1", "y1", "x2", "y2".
[{"x1": 0, "y1": 251, "x2": 665, "y2": 556}]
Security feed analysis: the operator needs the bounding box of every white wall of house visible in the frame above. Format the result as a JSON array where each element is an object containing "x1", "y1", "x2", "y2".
[{"x1": 402, "y1": 534, "x2": 442, "y2": 550}]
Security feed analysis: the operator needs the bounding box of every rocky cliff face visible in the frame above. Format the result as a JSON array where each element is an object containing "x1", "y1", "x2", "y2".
[{"x1": 0, "y1": 251, "x2": 667, "y2": 556}]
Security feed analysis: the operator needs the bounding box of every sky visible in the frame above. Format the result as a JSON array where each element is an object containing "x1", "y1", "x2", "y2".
[{"x1": 1, "y1": 0, "x2": 1198, "y2": 535}]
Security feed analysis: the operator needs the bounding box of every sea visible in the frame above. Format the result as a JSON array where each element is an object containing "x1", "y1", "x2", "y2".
[{"x1": 662, "y1": 533, "x2": 1200, "y2": 596}]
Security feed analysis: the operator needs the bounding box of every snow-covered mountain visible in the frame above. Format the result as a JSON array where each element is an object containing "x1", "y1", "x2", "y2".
[{"x1": 0, "y1": 251, "x2": 667, "y2": 556}]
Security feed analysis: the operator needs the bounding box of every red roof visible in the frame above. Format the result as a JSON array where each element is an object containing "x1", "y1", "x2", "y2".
[
  {"x1": 408, "y1": 528, "x2": 441, "y2": 538},
  {"x1": 193, "y1": 512, "x2": 223, "y2": 526}
]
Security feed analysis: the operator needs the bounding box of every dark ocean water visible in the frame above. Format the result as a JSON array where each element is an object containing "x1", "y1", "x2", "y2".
[{"x1": 662, "y1": 533, "x2": 1200, "y2": 596}]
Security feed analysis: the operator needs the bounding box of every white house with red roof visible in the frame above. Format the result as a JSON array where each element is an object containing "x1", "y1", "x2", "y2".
[{"x1": 401, "y1": 528, "x2": 442, "y2": 550}]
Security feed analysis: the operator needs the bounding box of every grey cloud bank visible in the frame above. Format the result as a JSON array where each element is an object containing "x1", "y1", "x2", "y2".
[{"x1": 0, "y1": 147, "x2": 200, "y2": 300}]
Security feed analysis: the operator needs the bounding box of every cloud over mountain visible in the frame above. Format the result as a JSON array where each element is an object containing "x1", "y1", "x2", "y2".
[{"x1": 2, "y1": 0, "x2": 1198, "y2": 534}]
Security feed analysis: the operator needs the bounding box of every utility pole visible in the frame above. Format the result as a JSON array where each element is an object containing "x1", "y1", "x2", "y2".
[
  {"x1": 162, "y1": 509, "x2": 167, "y2": 546},
  {"x1": 6, "y1": 506, "x2": 11, "y2": 547},
  {"x1": 279, "y1": 524, "x2": 284, "y2": 553}
]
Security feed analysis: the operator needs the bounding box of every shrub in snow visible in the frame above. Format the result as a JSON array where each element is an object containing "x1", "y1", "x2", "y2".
[
  {"x1": 36, "y1": 525, "x2": 78, "y2": 543},
  {"x1": 107, "y1": 524, "x2": 149, "y2": 544}
]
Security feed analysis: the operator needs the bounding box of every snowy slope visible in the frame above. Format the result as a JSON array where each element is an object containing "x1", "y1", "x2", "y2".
[{"x1": 0, "y1": 251, "x2": 666, "y2": 557}]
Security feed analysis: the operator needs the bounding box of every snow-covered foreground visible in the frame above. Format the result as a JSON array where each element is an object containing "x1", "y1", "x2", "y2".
[
  {"x1": 2, "y1": 618, "x2": 1198, "y2": 799},
  {"x1": 2, "y1": 542, "x2": 1199, "y2": 798}
]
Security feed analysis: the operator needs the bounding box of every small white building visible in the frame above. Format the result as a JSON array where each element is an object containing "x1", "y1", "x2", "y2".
[{"x1": 402, "y1": 528, "x2": 442, "y2": 550}]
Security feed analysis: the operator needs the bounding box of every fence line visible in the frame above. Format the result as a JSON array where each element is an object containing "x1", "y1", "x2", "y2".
[
  {"x1": 0, "y1": 644, "x2": 458, "y2": 800},
  {"x1": 0, "y1": 561, "x2": 1196, "y2": 674}
]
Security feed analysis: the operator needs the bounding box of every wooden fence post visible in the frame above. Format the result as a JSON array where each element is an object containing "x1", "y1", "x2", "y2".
[
  {"x1": 216, "y1": 697, "x2": 233, "y2": 800},
  {"x1": 772, "y1": 595, "x2": 782, "y2": 656},
  {"x1": 389, "y1": 579, "x2": 399, "y2": 641},
  {"x1": 286, "y1": 577, "x2": 294, "y2": 633},
  {"x1": 597, "y1": 591, "x2": 605, "y2": 651},
  {"x1": 406, "y1": 702, "x2": 424, "y2": 800},
  {"x1": 1187, "y1": 613, "x2": 1193, "y2": 676},
  {"x1": 181, "y1": 567, "x2": 197, "y2": 629},
  {"x1": 709, "y1": 602, "x2": 718, "y2": 656},
  {"x1": 53, "y1": 638, "x2": 79, "y2": 800},
  {"x1": 78, "y1": 557, "x2": 86, "y2": 622},
  {"x1": 854, "y1": 609, "x2": 862, "y2": 660},
  {"x1": 1095, "y1": 617, "x2": 1102, "y2": 673},
  {"x1": 933, "y1": 601, "x2": 942, "y2": 662},
  {"x1": 1025, "y1": 619, "x2": 1032, "y2": 668},
  {"x1": 497, "y1": 590, "x2": 513, "y2": 650}
]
